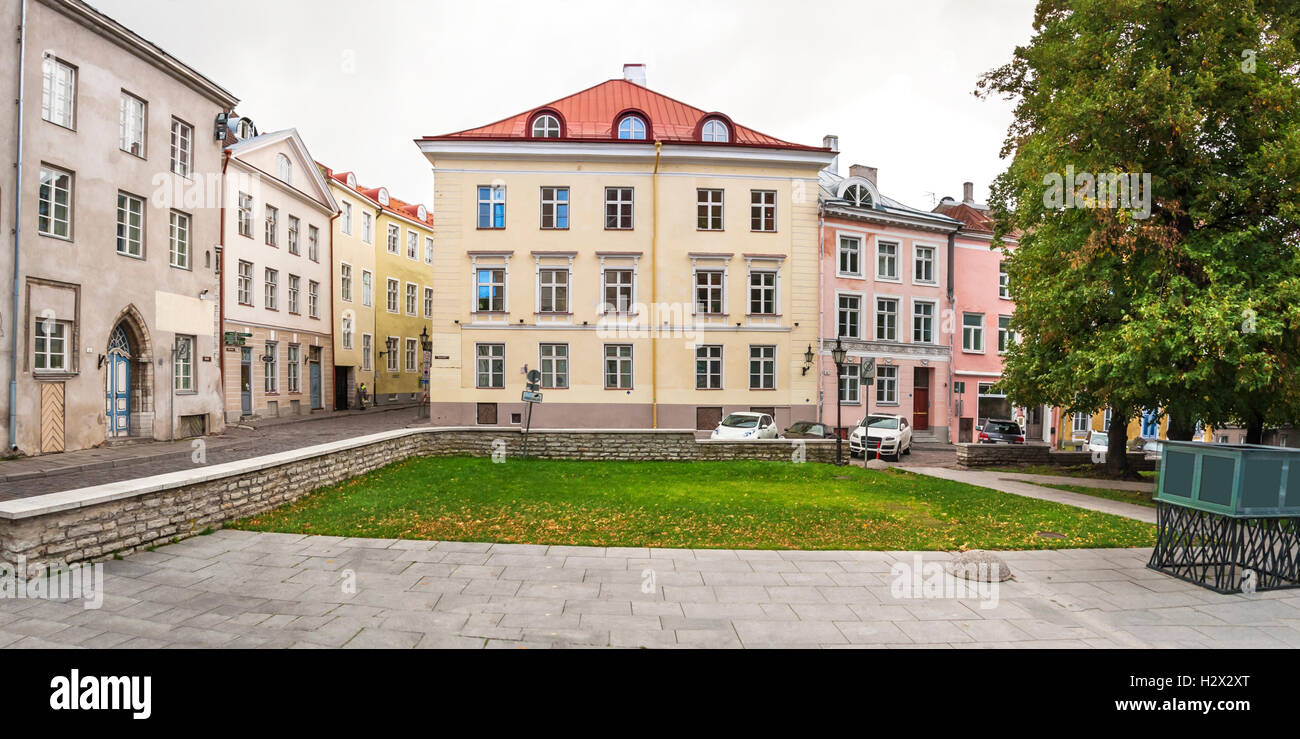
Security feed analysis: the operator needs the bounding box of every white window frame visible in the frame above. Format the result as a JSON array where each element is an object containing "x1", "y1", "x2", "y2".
[
  {"x1": 695, "y1": 344, "x2": 723, "y2": 390},
  {"x1": 539, "y1": 186, "x2": 570, "y2": 230},
  {"x1": 539, "y1": 343, "x2": 569, "y2": 389},
  {"x1": 405, "y1": 338, "x2": 418, "y2": 373},
  {"x1": 340, "y1": 201, "x2": 353, "y2": 236},
  {"x1": 264, "y1": 268, "x2": 279, "y2": 310},
  {"x1": 604, "y1": 344, "x2": 634, "y2": 389},
  {"x1": 173, "y1": 335, "x2": 194, "y2": 392},
  {"x1": 119, "y1": 91, "x2": 146, "y2": 156},
  {"x1": 477, "y1": 185, "x2": 506, "y2": 229},
  {"x1": 875, "y1": 239, "x2": 900, "y2": 282},
  {"x1": 386, "y1": 223, "x2": 400, "y2": 253},
  {"x1": 263, "y1": 342, "x2": 279, "y2": 393},
  {"x1": 361, "y1": 211, "x2": 372, "y2": 244},
  {"x1": 287, "y1": 344, "x2": 301, "y2": 393},
  {"x1": 386, "y1": 277, "x2": 400, "y2": 314},
  {"x1": 116, "y1": 191, "x2": 144, "y2": 257},
  {"x1": 237, "y1": 260, "x2": 253, "y2": 305},
  {"x1": 38, "y1": 165, "x2": 73, "y2": 239},
  {"x1": 361, "y1": 333, "x2": 373, "y2": 371},
  {"x1": 998, "y1": 315, "x2": 1013, "y2": 354},
  {"x1": 912, "y1": 299, "x2": 937, "y2": 344},
  {"x1": 876, "y1": 364, "x2": 899, "y2": 405},
  {"x1": 605, "y1": 187, "x2": 634, "y2": 230},
  {"x1": 288, "y1": 274, "x2": 301, "y2": 315},
  {"x1": 748, "y1": 269, "x2": 778, "y2": 316},
  {"x1": 342, "y1": 315, "x2": 354, "y2": 350},
  {"x1": 750, "y1": 190, "x2": 776, "y2": 232},
  {"x1": 406, "y1": 230, "x2": 419, "y2": 260},
  {"x1": 999, "y1": 261, "x2": 1011, "y2": 300},
  {"x1": 423, "y1": 287, "x2": 434, "y2": 318},
  {"x1": 913, "y1": 243, "x2": 938, "y2": 285},
  {"x1": 531, "y1": 113, "x2": 561, "y2": 138},
  {"x1": 538, "y1": 267, "x2": 569, "y2": 313},
  {"x1": 836, "y1": 291, "x2": 863, "y2": 340},
  {"x1": 169, "y1": 210, "x2": 190, "y2": 269},
  {"x1": 386, "y1": 335, "x2": 400, "y2": 372},
  {"x1": 749, "y1": 345, "x2": 776, "y2": 390},
  {"x1": 287, "y1": 215, "x2": 300, "y2": 255},
  {"x1": 601, "y1": 268, "x2": 635, "y2": 314},
  {"x1": 874, "y1": 296, "x2": 900, "y2": 342},
  {"x1": 837, "y1": 235, "x2": 864, "y2": 278},
  {"x1": 308, "y1": 280, "x2": 320, "y2": 318},
  {"x1": 476, "y1": 343, "x2": 505, "y2": 388},
  {"x1": 694, "y1": 269, "x2": 725, "y2": 315},
  {"x1": 697, "y1": 188, "x2": 724, "y2": 231},
  {"x1": 169, "y1": 118, "x2": 193, "y2": 177},
  {"x1": 308, "y1": 225, "x2": 319, "y2": 262},
  {"x1": 838, "y1": 362, "x2": 860, "y2": 405},
  {"x1": 424, "y1": 236, "x2": 434, "y2": 264},
  {"x1": 405, "y1": 281, "x2": 418, "y2": 316},
  {"x1": 264, "y1": 204, "x2": 278, "y2": 246},
  {"x1": 361, "y1": 270, "x2": 373, "y2": 307},
  {"x1": 475, "y1": 267, "x2": 506, "y2": 313},
  {"x1": 1072, "y1": 412, "x2": 1091, "y2": 435},
  {"x1": 237, "y1": 192, "x2": 253, "y2": 238},
  {"x1": 962, "y1": 312, "x2": 985, "y2": 353},
  {"x1": 42, "y1": 56, "x2": 76, "y2": 129},
  {"x1": 33, "y1": 319, "x2": 69, "y2": 372}
]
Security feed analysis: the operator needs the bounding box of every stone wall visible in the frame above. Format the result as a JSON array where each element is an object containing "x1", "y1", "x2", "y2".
[
  {"x1": 0, "y1": 428, "x2": 835, "y2": 566},
  {"x1": 955, "y1": 443, "x2": 1156, "y2": 471}
]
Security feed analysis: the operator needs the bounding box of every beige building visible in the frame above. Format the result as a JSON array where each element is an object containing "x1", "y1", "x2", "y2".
[
  {"x1": 416, "y1": 65, "x2": 832, "y2": 430},
  {"x1": 219, "y1": 125, "x2": 337, "y2": 422},
  {"x1": 0, "y1": 0, "x2": 238, "y2": 454}
]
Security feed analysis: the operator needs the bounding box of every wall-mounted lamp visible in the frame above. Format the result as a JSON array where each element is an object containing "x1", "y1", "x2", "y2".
[
  {"x1": 419, "y1": 326, "x2": 431, "y2": 351},
  {"x1": 801, "y1": 344, "x2": 814, "y2": 376},
  {"x1": 96, "y1": 354, "x2": 106, "y2": 370}
]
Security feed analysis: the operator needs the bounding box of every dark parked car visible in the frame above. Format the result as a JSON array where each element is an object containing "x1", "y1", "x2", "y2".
[
  {"x1": 977, "y1": 419, "x2": 1027, "y2": 444},
  {"x1": 783, "y1": 421, "x2": 834, "y2": 439}
]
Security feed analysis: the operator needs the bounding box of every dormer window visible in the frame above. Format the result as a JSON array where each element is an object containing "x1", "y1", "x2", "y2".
[
  {"x1": 346, "y1": 173, "x2": 357, "y2": 189},
  {"x1": 844, "y1": 184, "x2": 873, "y2": 208},
  {"x1": 617, "y1": 115, "x2": 647, "y2": 140},
  {"x1": 275, "y1": 154, "x2": 292, "y2": 184},
  {"x1": 701, "y1": 119, "x2": 729, "y2": 143},
  {"x1": 417, "y1": 205, "x2": 427, "y2": 221},
  {"x1": 378, "y1": 188, "x2": 390, "y2": 206},
  {"x1": 531, "y1": 113, "x2": 561, "y2": 138}
]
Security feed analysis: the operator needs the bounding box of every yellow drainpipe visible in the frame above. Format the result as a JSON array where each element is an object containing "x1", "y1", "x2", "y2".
[{"x1": 651, "y1": 140, "x2": 663, "y2": 428}]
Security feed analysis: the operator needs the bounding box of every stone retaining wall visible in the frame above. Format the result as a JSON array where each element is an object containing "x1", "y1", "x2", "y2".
[
  {"x1": 0, "y1": 428, "x2": 834, "y2": 566},
  {"x1": 955, "y1": 443, "x2": 1156, "y2": 471}
]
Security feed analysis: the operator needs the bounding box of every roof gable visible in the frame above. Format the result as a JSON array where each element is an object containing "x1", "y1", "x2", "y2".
[{"x1": 227, "y1": 129, "x2": 338, "y2": 212}]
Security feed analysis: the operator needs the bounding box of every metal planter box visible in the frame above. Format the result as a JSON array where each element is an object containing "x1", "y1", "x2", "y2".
[{"x1": 1156, "y1": 441, "x2": 1300, "y2": 518}]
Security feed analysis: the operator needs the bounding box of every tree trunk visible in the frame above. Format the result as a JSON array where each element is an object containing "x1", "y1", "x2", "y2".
[
  {"x1": 1245, "y1": 414, "x2": 1265, "y2": 445},
  {"x1": 1105, "y1": 405, "x2": 1132, "y2": 478},
  {"x1": 1165, "y1": 406, "x2": 1195, "y2": 441}
]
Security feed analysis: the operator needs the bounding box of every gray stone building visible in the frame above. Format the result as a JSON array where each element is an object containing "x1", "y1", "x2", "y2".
[{"x1": 0, "y1": 0, "x2": 238, "y2": 454}]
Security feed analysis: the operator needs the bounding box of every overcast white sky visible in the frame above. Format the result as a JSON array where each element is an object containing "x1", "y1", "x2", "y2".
[{"x1": 92, "y1": 0, "x2": 1037, "y2": 210}]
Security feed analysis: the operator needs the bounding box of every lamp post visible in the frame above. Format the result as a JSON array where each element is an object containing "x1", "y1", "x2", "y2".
[{"x1": 831, "y1": 336, "x2": 847, "y2": 466}]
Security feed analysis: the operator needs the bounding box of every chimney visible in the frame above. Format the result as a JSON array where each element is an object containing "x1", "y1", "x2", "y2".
[
  {"x1": 963, "y1": 181, "x2": 975, "y2": 204},
  {"x1": 623, "y1": 63, "x2": 647, "y2": 86},
  {"x1": 822, "y1": 135, "x2": 839, "y2": 176},
  {"x1": 849, "y1": 164, "x2": 878, "y2": 187}
]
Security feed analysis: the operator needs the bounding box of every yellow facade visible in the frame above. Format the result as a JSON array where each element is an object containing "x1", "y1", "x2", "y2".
[
  {"x1": 418, "y1": 148, "x2": 832, "y2": 429},
  {"x1": 325, "y1": 175, "x2": 376, "y2": 409},
  {"x1": 374, "y1": 209, "x2": 435, "y2": 403}
]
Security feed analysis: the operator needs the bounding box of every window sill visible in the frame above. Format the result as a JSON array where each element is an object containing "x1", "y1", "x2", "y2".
[
  {"x1": 476, "y1": 227, "x2": 506, "y2": 231},
  {"x1": 33, "y1": 371, "x2": 78, "y2": 380},
  {"x1": 746, "y1": 313, "x2": 782, "y2": 318},
  {"x1": 835, "y1": 273, "x2": 866, "y2": 280},
  {"x1": 874, "y1": 277, "x2": 902, "y2": 284},
  {"x1": 604, "y1": 226, "x2": 634, "y2": 232},
  {"x1": 534, "y1": 311, "x2": 573, "y2": 316},
  {"x1": 120, "y1": 148, "x2": 147, "y2": 160},
  {"x1": 38, "y1": 232, "x2": 73, "y2": 243}
]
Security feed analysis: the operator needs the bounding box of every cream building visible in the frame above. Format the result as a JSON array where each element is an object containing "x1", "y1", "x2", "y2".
[
  {"x1": 0, "y1": 0, "x2": 238, "y2": 454},
  {"x1": 416, "y1": 65, "x2": 833, "y2": 430}
]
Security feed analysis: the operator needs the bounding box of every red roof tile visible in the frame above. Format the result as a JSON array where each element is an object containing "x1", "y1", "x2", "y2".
[
  {"x1": 317, "y1": 163, "x2": 433, "y2": 226},
  {"x1": 420, "y1": 79, "x2": 823, "y2": 151}
]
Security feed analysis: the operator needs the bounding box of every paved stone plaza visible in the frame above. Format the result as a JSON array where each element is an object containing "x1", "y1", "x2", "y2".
[{"x1": 2, "y1": 530, "x2": 1298, "y2": 648}]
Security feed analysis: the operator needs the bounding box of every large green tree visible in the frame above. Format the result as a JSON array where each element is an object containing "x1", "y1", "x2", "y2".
[{"x1": 979, "y1": 0, "x2": 1300, "y2": 475}]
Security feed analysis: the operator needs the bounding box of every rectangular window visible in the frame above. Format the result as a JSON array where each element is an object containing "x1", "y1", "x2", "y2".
[
  {"x1": 602, "y1": 269, "x2": 634, "y2": 313},
  {"x1": 287, "y1": 344, "x2": 300, "y2": 393},
  {"x1": 695, "y1": 270, "x2": 724, "y2": 314},
  {"x1": 749, "y1": 270, "x2": 777, "y2": 315},
  {"x1": 386, "y1": 223, "x2": 399, "y2": 254},
  {"x1": 116, "y1": 192, "x2": 143, "y2": 257},
  {"x1": 605, "y1": 187, "x2": 633, "y2": 229},
  {"x1": 697, "y1": 188, "x2": 724, "y2": 230},
  {"x1": 237, "y1": 260, "x2": 253, "y2": 305},
  {"x1": 405, "y1": 338, "x2": 417, "y2": 373},
  {"x1": 170, "y1": 118, "x2": 192, "y2": 177},
  {"x1": 695, "y1": 345, "x2": 722, "y2": 389},
  {"x1": 839, "y1": 363, "x2": 860, "y2": 404},
  {"x1": 540, "y1": 186, "x2": 569, "y2": 229},
  {"x1": 475, "y1": 268, "x2": 505, "y2": 312},
  {"x1": 341, "y1": 315, "x2": 354, "y2": 350},
  {"x1": 750, "y1": 190, "x2": 776, "y2": 232},
  {"x1": 288, "y1": 274, "x2": 301, "y2": 314},
  {"x1": 1073, "y1": 412, "x2": 1091, "y2": 434},
  {"x1": 838, "y1": 236, "x2": 862, "y2": 277},
  {"x1": 340, "y1": 263, "x2": 352, "y2": 302},
  {"x1": 876, "y1": 298, "x2": 898, "y2": 342},
  {"x1": 386, "y1": 336, "x2": 400, "y2": 372},
  {"x1": 237, "y1": 192, "x2": 253, "y2": 237},
  {"x1": 876, "y1": 365, "x2": 899, "y2": 404},
  {"x1": 42, "y1": 56, "x2": 76, "y2": 128},
  {"x1": 264, "y1": 269, "x2": 279, "y2": 310},
  {"x1": 877, "y1": 240, "x2": 898, "y2": 280},
  {"x1": 538, "y1": 268, "x2": 568, "y2": 313},
  {"x1": 386, "y1": 278, "x2": 399, "y2": 313},
  {"x1": 308, "y1": 281, "x2": 319, "y2": 318},
  {"x1": 540, "y1": 343, "x2": 569, "y2": 389},
  {"x1": 33, "y1": 320, "x2": 68, "y2": 372},
  {"x1": 425, "y1": 236, "x2": 434, "y2": 264},
  {"x1": 749, "y1": 345, "x2": 776, "y2": 390},
  {"x1": 477, "y1": 185, "x2": 506, "y2": 229},
  {"x1": 264, "y1": 342, "x2": 279, "y2": 393},
  {"x1": 998, "y1": 315, "x2": 1013, "y2": 353},
  {"x1": 914, "y1": 245, "x2": 935, "y2": 283},
  {"x1": 362, "y1": 270, "x2": 373, "y2": 306},
  {"x1": 169, "y1": 211, "x2": 190, "y2": 269},
  {"x1": 119, "y1": 92, "x2": 145, "y2": 156},
  {"x1": 361, "y1": 334, "x2": 372, "y2": 371},
  {"x1": 405, "y1": 282, "x2": 417, "y2": 315},
  {"x1": 963, "y1": 313, "x2": 985, "y2": 352},
  {"x1": 604, "y1": 344, "x2": 633, "y2": 389},
  {"x1": 361, "y1": 211, "x2": 372, "y2": 244},
  {"x1": 264, "y1": 205, "x2": 278, "y2": 246},
  {"x1": 308, "y1": 225, "x2": 319, "y2": 261},
  {"x1": 913, "y1": 301, "x2": 935, "y2": 343},
  {"x1": 340, "y1": 201, "x2": 353, "y2": 235},
  {"x1": 407, "y1": 231, "x2": 418, "y2": 260},
  {"x1": 288, "y1": 216, "x2": 300, "y2": 255},
  {"x1": 173, "y1": 335, "x2": 194, "y2": 392},
  {"x1": 837, "y1": 294, "x2": 861, "y2": 339},
  {"x1": 38, "y1": 165, "x2": 73, "y2": 238},
  {"x1": 424, "y1": 287, "x2": 434, "y2": 318},
  {"x1": 476, "y1": 343, "x2": 505, "y2": 388},
  {"x1": 999, "y1": 262, "x2": 1011, "y2": 299}
]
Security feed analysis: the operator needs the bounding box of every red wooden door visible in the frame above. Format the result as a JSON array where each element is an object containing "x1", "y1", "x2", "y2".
[{"x1": 913, "y1": 367, "x2": 930, "y2": 430}]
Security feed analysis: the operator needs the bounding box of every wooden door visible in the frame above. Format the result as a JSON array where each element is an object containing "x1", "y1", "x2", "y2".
[
  {"x1": 106, "y1": 353, "x2": 131, "y2": 436},
  {"x1": 912, "y1": 367, "x2": 930, "y2": 431},
  {"x1": 696, "y1": 406, "x2": 722, "y2": 431},
  {"x1": 40, "y1": 382, "x2": 65, "y2": 453}
]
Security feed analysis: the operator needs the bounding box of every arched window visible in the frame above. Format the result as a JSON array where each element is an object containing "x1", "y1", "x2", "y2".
[
  {"x1": 346, "y1": 173, "x2": 356, "y2": 189},
  {"x1": 275, "y1": 153, "x2": 292, "y2": 184},
  {"x1": 843, "y1": 184, "x2": 873, "y2": 208},
  {"x1": 531, "y1": 113, "x2": 561, "y2": 138},
  {"x1": 701, "y1": 119, "x2": 729, "y2": 143},
  {"x1": 378, "y1": 188, "x2": 390, "y2": 206},
  {"x1": 617, "y1": 115, "x2": 647, "y2": 140}
]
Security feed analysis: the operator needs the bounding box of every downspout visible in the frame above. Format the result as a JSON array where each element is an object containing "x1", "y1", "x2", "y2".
[
  {"x1": 816, "y1": 201, "x2": 825, "y2": 425},
  {"x1": 218, "y1": 147, "x2": 229, "y2": 419},
  {"x1": 650, "y1": 141, "x2": 662, "y2": 428},
  {"x1": 946, "y1": 228, "x2": 957, "y2": 441},
  {"x1": 8, "y1": 0, "x2": 28, "y2": 451}
]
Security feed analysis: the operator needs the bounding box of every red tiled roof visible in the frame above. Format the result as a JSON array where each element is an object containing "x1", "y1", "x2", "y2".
[
  {"x1": 317, "y1": 163, "x2": 433, "y2": 226},
  {"x1": 420, "y1": 79, "x2": 823, "y2": 151},
  {"x1": 933, "y1": 201, "x2": 995, "y2": 234}
]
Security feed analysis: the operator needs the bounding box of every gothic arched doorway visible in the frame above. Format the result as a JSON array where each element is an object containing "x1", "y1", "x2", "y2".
[
  {"x1": 106, "y1": 325, "x2": 132, "y2": 436},
  {"x1": 104, "y1": 310, "x2": 153, "y2": 439}
]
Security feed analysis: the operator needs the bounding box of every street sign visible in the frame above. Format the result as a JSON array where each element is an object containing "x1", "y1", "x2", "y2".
[
  {"x1": 522, "y1": 391, "x2": 543, "y2": 403},
  {"x1": 860, "y1": 357, "x2": 875, "y2": 386},
  {"x1": 525, "y1": 369, "x2": 541, "y2": 393},
  {"x1": 223, "y1": 331, "x2": 253, "y2": 346}
]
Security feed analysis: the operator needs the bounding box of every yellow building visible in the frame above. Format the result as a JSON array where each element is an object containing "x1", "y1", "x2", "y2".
[
  {"x1": 322, "y1": 166, "x2": 433, "y2": 408},
  {"x1": 415, "y1": 66, "x2": 833, "y2": 429}
]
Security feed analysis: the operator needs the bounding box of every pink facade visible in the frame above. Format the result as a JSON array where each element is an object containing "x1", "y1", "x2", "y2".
[{"x1": 816, "y1": 162, "x2": 961, "y2": 442}]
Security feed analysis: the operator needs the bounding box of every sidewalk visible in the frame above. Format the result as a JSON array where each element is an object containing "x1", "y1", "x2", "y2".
[
  {"x1": 898, "y1": 466, "x2": 1156, "y2": 524},
  {"x1": 0, "y1": 404, "x2": 426, "y2": 501}
]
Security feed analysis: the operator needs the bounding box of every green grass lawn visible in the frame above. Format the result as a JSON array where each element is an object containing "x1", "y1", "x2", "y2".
[
  {"x1": 1036, "y1": 482, "x2": 1158, "y2": 509},
  {"x1": 988, "y1": 464, "x2": 1159, "y2": 486},
  {"x1": 231, "y1": 457, "x2": 1155, "y2": 550}
]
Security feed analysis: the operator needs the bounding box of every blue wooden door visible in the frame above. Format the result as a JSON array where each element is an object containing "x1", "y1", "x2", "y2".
[
  {"x1": 106, "y1": 353, "x2": 131, "y2": 435},
  {"x1": 309, "y1": 361, "x2": 322, "y2": 410}
]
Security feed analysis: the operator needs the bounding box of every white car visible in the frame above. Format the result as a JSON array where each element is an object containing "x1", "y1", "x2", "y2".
[
  {"x1": 710, "y1": 412, "x2": 779, "y2": 440},
  {"x1": 849, "y1": 414, "x2": 912, "y2": 461},
  {"x1": 1086, "y1": 431, "x2": 1109, "y2": 454}
]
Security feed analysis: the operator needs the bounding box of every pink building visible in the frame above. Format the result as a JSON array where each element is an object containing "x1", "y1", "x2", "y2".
[
  {"x1": 932, "y1": 184, "x2": 1035, "y2": 443},
  {"x1": 817, "y1": 146, "x2": 962, "y2": 442}
]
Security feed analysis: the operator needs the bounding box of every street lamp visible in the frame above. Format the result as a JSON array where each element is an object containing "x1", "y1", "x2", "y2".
[
  {"x1": 831, "y1": 336, "x2": 848, "y2": 466},
  {"x1": 801, "y1": 344, "x2": 814, "y2": 376},
  {"x1": 419, "y1": 326, "x2": 431, "y2": 351}
]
